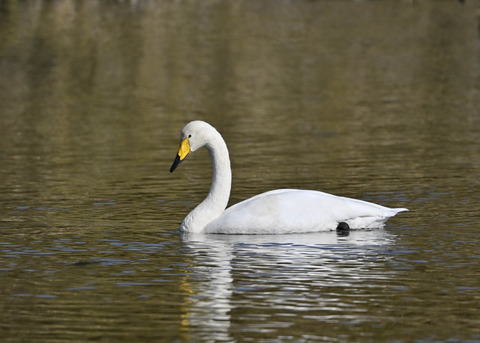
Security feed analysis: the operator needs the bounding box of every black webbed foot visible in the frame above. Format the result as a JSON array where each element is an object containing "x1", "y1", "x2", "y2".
[{"x1": 336, "y1": 222, "x2": 350, "y2": 236}]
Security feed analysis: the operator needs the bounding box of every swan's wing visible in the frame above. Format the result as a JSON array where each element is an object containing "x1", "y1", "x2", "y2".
[{"x1": 205, "y1": 189, "x2": 407, "y2": 234}]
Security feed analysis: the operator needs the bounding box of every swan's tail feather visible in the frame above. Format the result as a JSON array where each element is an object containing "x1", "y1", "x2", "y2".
[
  {"x1": 344, "y1": 207, "x2": 408, "y2": 230},
  {"x1": 392, "y1": 208, "x2": 409, "y2": 214}
]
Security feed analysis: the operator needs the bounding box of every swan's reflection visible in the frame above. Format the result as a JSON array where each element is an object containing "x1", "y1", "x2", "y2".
[{"x1": 179, "y1": 230, "x2": 396, "y2": 341}]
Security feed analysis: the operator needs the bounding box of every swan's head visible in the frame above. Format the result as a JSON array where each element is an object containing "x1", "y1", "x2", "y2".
[{"x1": 170, "y1": 121, "x2": 216, "y2": 173}]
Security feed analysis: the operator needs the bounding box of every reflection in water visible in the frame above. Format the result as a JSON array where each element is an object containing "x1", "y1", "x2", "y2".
[
  {"x1": 180, "y1": 230, "x2": 395, "y2": 341},
  {"x1": 180, "y1": 235, "x2": 235, "y2": 342}
]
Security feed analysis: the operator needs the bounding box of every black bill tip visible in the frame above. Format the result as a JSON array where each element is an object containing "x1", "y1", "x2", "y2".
[{"x1": 170, "y1": 154, "x2": 182, "y2": 173}]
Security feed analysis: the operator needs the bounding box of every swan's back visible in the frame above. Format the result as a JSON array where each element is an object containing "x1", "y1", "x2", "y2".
[{"x1": 205, "y1": 189, "x2": 407, "y2": 234}]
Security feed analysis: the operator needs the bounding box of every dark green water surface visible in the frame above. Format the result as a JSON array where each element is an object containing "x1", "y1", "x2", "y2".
[{"x1": 1, "y1": 1, "x2": 479, "y2": 342}]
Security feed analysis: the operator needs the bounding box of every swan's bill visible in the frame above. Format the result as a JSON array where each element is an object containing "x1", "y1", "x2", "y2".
[{"x1": 170, "y1": 137, "x2": 191, "y2": 172}]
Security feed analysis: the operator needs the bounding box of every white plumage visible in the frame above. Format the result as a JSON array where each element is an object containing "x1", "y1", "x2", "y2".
[{"x1": 170, "y1": 121, "x2": 407, "y2": 234}]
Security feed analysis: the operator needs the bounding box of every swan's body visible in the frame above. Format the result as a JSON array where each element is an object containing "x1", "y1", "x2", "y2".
[{"x1": 170, "y1": 121, "x2": 407, "y2": 234}]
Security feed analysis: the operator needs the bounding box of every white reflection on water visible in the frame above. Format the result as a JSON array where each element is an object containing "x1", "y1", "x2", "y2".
[{"x1": 179, "y1": 230, "x2": 396, "y2": 341}]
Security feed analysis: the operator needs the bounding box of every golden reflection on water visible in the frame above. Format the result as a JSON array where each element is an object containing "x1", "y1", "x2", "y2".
[{"x1": 0, "y1": 0, "x2": 480, "y2": 342}]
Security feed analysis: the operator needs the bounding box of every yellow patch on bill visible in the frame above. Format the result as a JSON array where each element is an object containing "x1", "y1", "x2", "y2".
[{"x1": 178, "y1": 137, "x2": 190, "y2": 160}]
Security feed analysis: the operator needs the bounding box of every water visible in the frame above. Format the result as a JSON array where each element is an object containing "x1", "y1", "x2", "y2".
[{"x1": 1, "y1": 0, "x2": 480, "y2": 342}]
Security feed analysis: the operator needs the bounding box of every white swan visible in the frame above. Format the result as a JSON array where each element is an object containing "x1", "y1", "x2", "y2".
[{"x1": 170, "y1": 121, "x2": 408, "y2": 234}]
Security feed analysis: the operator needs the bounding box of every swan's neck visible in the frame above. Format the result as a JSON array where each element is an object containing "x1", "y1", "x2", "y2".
[{"x1": 181, "y1": 133, "x2": 231, "y2": 233}]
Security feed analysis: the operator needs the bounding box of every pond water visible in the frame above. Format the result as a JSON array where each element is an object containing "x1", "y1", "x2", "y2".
[{"x1": 1, "y1": 1, "x2": 480, "y2": 342}]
